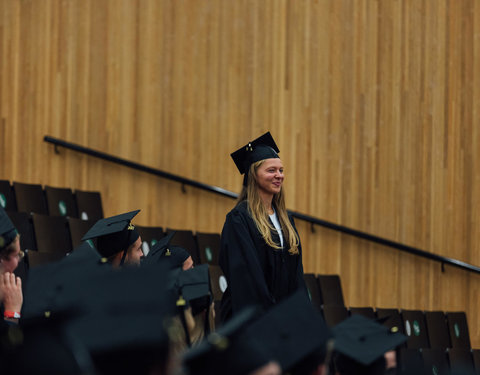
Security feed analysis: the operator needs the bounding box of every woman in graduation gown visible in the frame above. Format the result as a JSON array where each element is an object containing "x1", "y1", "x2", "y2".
[{"x1": 219, "y1": 132, "x2": 307, "y2": 322}]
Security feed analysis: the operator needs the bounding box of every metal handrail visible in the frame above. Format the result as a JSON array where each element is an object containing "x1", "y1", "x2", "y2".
[{"x1": 44, "y1": 135, "x2": 480, "y2": 275}]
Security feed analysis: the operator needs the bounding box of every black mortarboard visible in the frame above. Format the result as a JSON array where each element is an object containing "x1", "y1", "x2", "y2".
[
  {"x1": 230, "y1": 132, "x2": 280, "y2": 175},
  {"x1": 81, "y1": 210, "x2": 140, "y2": 258},
  {"x1": 182, "y1": 307, "x2": 272, "y2": 375},
  {"x1": 142, "y1": 231, "x2": 190, "y2": 269},
  {"x1": 173, "y1": 264, "x2": 212, "y2": 315},
  {"x1": 244, "y1": 290, "x2": 333, "y2": 372},
  {"x1": 22, "y1": 241, "x2": 110, "y2": 320},
  {"x1": 332, "y1": 314, "x2": 408, "y2": 366},
  {"x1": 0, "y1": 206, "x2": 18, "y2": 250}
]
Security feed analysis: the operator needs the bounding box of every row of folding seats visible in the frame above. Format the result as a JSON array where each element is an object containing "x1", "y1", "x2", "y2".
[
  {"x1": 8, "y1": 211, "x2": 221, "y2": 271},
  {"x1": 304, "y1": 273, "x2": 472, "y2": 351},
  {"x1": 398, "y1": 347, "x2": 480, "y2": 375},
  {"x1": 0, "y1": 180, "x2": 103, "y2": 220}
]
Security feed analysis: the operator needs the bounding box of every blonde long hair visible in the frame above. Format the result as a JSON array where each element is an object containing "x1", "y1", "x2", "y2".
[{"x1": 237, "y1": 160, "x2": 299, "y2": 255}]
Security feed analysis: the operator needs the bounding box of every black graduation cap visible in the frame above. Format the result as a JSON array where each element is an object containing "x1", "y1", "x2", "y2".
[
  {"x1": 174, "y1": 264, "x2": 212, "y2": 315},
  {"x1": 0, "y1": 206, "x2": 18, "y2": 250},
  {"x1": 243, "y1": 290, "x2": 333, "y2": 372},
  {"x1": 332, "y1": 314, "x2": 408, "y2": 366},
  {"x1": 1, "y1": 311, "x2": 93, "y2": 375},
  {"x1": 142, "y1": 231, "x2": 190, "y2": 269},
  {"x1": 64, "y1": 262, "x2": 177, "y2": 356},
  {"x1": 22, "y1": 241, "x2": 110, "y2": 320},
  {"x1": 230, "y1": 132, "x2": 280, "y2": 175},
  {"x1": 182, "y1": 307, "x2": 272, "y2": 375},
  {"x1": 81, "y1": 210, "x2": 140, "y2": 258}
]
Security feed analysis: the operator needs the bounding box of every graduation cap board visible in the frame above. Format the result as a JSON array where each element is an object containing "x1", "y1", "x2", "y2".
[
  {"x1": 81, "y1": 210, "x2": 140, "y2": 259},
  {"x1": 0, "y1": 206, "x2": 18, "y2": 250},
  {"x1": 142, "y1": 231, "x2": 190, "y2": 270},
  {"x1": 182, "y1": 306, "x2": 272, "y2": 375},
  {"x1": 332, "y1": 314, "x2": 408, "y2": 366},
  {"x1": 243, "y1": 289, "x2": 333, "y2": 372},
  {"x1": 22, "y1": 241, "x2": 110, "y2": 320},
  {"x1": 230, "y1": 132, "x2": 280, "y2": 176}
]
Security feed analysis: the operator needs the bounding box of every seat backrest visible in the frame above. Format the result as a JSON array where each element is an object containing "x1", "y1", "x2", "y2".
[
  {"x1": 166, "y1": 229, "x2": 200, "y2": 265},
  {"x1": 317, "y1": 274, "x2": 345, "y2": 306},
  {"x1": 397, "y1": 348, "x2": 425, "y2": 375},
  {"x1": 446, "y1": 312, "x2": 471, "y2": 349},
  {"x1": 26, "y1": 250, "x2": 65, "y2": 269},
  {"x1": 208, "y1": 265, "x2": 228, "y2": 302},
  {"x1": 7, "y1": 211, "x2": 37, "y2": 251},
  {"x1": 471, "y1": 349, "x2": 480, "y2": 375},
  {"x1": 32, "y1": 214, "x2": 72, "y2": 254},
  {"x1": 448, "y1": 348, "x2": 476, "y2": 375},
  {"x1": 13, "y1": 182, "x2": 48, "y2": 215},
  {"x1": 67, "y1": 217, "x2": 96, "y2": 249},
  {"x1": 74, "y1": 190, "x2": 104, "y2": 221},
  {"x1": 303, "y1": 273, "x2": 323, "y2": 312},
  {"x1": 45, "y1": 185, "x2": 78, "y2": 218},
  {"x1": 0, "y1": 180, "x2": 17, "y2": 211},
  {"x1": 376, "y1": 308, "x2": 406, "y2": 336},
  {"x1": 421, "y1": 348, "x2": 449, "y2": 375},
  {"x1": 349, "y1": 307, "x2": 376, "y2": 320},
  {"x1": 196, "y1": 232, "x2": 221, "y2": 265},
  {"x1": 322, "y1": 305, "x2": 348, "y2": 327},
  {"x1": 402, "y1": 310, "x2": 430, "y2": 349},
  {"x1": 425, "y1": 311, "x2": 451, "y2": 350},
  {"x1": 136, "y1": 225, "x2": 165, "y2": 256}
]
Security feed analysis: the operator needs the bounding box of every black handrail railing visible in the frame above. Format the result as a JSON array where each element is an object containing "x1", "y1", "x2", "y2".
[{"x1": 44, "y1": 135, "x2": 480, "y2": 275}]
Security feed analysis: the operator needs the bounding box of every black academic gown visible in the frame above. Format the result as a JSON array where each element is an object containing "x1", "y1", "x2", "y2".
[{"x1": 219, "y1": 201, "x2": 307, "y2": 322}]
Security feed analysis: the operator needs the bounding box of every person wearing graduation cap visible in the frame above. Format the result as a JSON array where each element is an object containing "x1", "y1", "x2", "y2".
[
  {"x1": 182, "y1": 307, "x2": 282, "y2": 375},
  {"x1": 330, "y1": 314, "x2": 408, "y2": 375},
  {"x1": 0, "y1": 207, "x2": 23, "y2": 324},
  {"x1": 219, "y1": 132, "x2": 307, "y2": 321},
  {"x1": 82, "y1": 209, "x2": 144, "y2": 267}
]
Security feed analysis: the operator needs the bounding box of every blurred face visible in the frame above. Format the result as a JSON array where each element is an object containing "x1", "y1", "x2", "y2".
[
  {"x1": 255, "y1": 158, "x2": 284, "y2": 196},
  {"x1": 126, "y1": 236, "x2": 143, "y2": 265},
  {"x1": 0, "y1": 237, "x2": 22, "y2": 274}
]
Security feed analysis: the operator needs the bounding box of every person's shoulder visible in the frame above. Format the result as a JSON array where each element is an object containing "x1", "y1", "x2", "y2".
[{"x1": 225, "y1": 201, "x2": 250, "y2": 222}]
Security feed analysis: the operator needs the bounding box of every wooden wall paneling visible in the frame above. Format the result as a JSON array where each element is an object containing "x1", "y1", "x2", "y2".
[{"x1": 1, "y1": 0, "x2": 480, "y2": 346}]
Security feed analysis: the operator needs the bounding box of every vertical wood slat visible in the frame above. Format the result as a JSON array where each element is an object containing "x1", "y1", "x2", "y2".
[{"x1": 1, "y1": 0, "x2": 480, "y2": 346}]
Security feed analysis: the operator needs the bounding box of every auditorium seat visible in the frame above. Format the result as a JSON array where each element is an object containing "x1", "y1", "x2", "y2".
[
  {"x1": 68, "y1": 217, "x2": 96, "y2": 249},
  {"x1": 13, "y1": 182, "x2": 48, "y2": 215},
  {"x1": 349, "y1": 307, "x2": 376, "y2": 320},
  {"x1": 136, "y1": 225, "x2": 165, "y2": 256},
  {"x1": 303, "y1": 273, "x2": 323, "y2": 312},
  {"x1": 322, "y1": 305, "x2": 348, "y2": 327},
  {"x1": 26, "y1": 250, "x2": 65, "y2": 268},
  {"x1": 74, "y1": 189, "x2": 104, "y2": 221},
  {"x1": 0, "y1": 180, "x2": 17, "y2": 211},
  {"x1": 7, "y1": 211, "x2": 37, "y2": 251},
  {"x1": 166, "y1": 228, "x2": 200, "y2": 265},
  {"x1": 425, "y1": 311, "x2": 451, "y2": 349},
  {"x1": 421, "y1": 348, "x2": 449, "y2": 375},
  {"x1": 448, "y1": 348, "x2": 476, "y2": 375},
  {"x1": 402, "y1": 310, "x2": 430, "y2": 349},
  {"x1": 32, "y1": 214, "x2": 72, "y2": 254},
  {"x1": 208, "y1": 265, "x2": 227, "y2": 302},
  {"x1": 447, "y1": 312, "x2": 471, "y2": 349},
  {"x1": 471, "y1": 349, "x2": 480, "y2": 374},
  {"x1": 376, "y1": 308, "x2": 407, "y2": 351},
  {"x1": 196, "y1": 232, "x2": 220, "y2": 266},
  {"x1": 317, "y1": 274, "x2": 345, "y2": 306},
  {"x1": 45, "y1": 185, "x2": 78, "y2": 218},
  {"x1": 397, "y1": 348, "x2": 424, "y2": 375}
]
